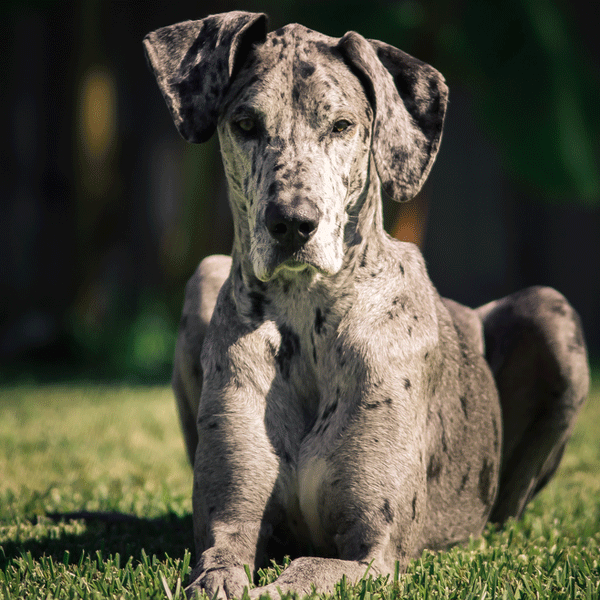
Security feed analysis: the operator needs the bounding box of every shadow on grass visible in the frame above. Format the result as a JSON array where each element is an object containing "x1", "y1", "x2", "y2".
[
  {"x1": 0, "y1": 360, "x2": 172, "y2": 387},
  {"x1": 0, "y1": 512, "x2": 195, "y2": 571}
]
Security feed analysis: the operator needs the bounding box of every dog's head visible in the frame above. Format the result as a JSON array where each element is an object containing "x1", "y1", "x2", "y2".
[{"x1": 144, "y1": 12, "x2": 447, "y2": 281}]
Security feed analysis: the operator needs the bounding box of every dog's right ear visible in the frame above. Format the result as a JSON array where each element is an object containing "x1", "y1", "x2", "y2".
[{"x1": 144, "y1": 12, "x2": 268, "y2": 143}]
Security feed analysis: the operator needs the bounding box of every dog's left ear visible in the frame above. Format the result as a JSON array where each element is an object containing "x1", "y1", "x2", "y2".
[{"x1": 338, "y1": 32, "x2": 448, "y2": 202}]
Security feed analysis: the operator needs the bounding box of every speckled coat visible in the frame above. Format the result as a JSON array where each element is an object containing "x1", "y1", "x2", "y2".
[{"x1": 144, "y1": 12, "x2": 589, "y2": 599}]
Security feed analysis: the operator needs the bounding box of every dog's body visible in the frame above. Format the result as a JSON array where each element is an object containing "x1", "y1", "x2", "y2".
[{"x1": 144, "y1": 13, "x2": 589, "y2": 599}]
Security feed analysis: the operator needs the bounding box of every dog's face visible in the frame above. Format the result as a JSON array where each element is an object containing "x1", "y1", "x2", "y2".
[
  {"x1": 218, "y1": 26, "x2": 373, "y2": 281},
  {"x1": 144, "y1": 12, "x2": 448, "y2": 281}
]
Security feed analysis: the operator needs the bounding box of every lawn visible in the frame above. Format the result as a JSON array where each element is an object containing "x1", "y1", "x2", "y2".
[{"x1": 0, "y1": 378, "x2": 599, "y2": 599}]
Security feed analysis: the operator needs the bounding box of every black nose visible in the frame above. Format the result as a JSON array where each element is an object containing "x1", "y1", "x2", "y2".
[{"x1": 265, "y1": 199, "x2": 320, "y2": 251}]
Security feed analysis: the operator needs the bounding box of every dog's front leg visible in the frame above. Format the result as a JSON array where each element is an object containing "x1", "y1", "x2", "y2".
[
  {"x1": 186, "y1": 310, "x2": 281, "y2": 599},
  {"x1": 187, "y1": 393, "x2": 279, "y2": 600},
  {"x1": 248, "y1": 375, "x2": 428, "y2": 599}
]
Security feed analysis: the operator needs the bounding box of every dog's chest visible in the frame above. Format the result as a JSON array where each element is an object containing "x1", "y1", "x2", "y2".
[
  {"x1": 262, "y1": 316, "x2": 343, "y2": 553},
  {"x1": 256, "y1": 258, "x2": 432, "y2": 425},
  {"x1": 255, "y1": 274, "x2": 426, "y2": 547},
  {"x1": 262, "y1": 281, "x2": 357, "y2": 392},
  {"x1": 265, "y1": 301, "x2": 339, "y2": 406}
]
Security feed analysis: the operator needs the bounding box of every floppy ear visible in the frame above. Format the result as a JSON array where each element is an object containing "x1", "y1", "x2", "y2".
[
  {"x1": 143, "y1": 11, "x2": 268, "y2": 143},
  {"x1": 338, "y1": 32, "x2": 448, "y2": 202}
]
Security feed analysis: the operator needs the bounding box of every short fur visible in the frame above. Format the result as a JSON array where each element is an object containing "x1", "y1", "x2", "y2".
[{"x1": 144, "y1": 12, "x2": 589, "y2": 599}]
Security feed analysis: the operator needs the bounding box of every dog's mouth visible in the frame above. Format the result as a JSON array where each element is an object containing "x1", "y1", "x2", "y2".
[
  {"x1": 260, "y1": 255, "x2": 316, "y2": 281},
  {"x1": 279, "y1": 256, "x2": 310, "y2": 270},
  {"x1": 272, "y1": 256, "x2": 313, "y2": 276},
  {"x1": 254, "y1": 248, "x2": 335, "y2": 282}
]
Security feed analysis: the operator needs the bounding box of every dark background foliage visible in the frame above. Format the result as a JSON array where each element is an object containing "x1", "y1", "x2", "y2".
[{"x1": 1, "y1": 0, "x2": 598, "y2": 383}]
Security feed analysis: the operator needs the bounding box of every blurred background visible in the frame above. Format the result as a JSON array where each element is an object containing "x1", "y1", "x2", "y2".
[{"x1": 1, "y1": 0, "x2": 598, "y2": 383}]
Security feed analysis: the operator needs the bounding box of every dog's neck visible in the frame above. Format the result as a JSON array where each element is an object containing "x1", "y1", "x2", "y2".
[
  {"x1": 341, "y1": 155, "x2": 387, "y2": 276},
  {"x1": 228, "y1": 156, "x2": 389, "y2": 318}
]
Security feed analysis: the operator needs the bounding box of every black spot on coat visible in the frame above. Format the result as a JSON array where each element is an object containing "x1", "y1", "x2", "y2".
[
  {"x1": 297, "y1": 60, "x2": 315, "y2": 78},
  {"x1": 268, "y1": 181, "x2": 280, "y2": 196},
  {"x1": 492, "y1": 415, "x2": 500, "y2": 453},
  {"x1": 364, "y1": 397, "x2": 393, "y2": 410},
  {"x1": 321, "y1": 399, "x2": 338, "y2": 421},
  {"x1": 359, "y1": 246, "x2": 368, "y2": 268},
  {"x1": 549, "y1": 300, "x2": 567, "y2": 316},
  {"x1": 427, "y1": 454, "x2": 442, "y2": 480},
  {"x1": 276, "y1": 324, "x2": 300, "y2": 379},
  {"x1": 478, "y1": 459, "x2": 494, "y2": 506},
  {"x1": 248, "y1": 291, "x2": 266, "y2": 321},
  {"x1": 459, "y1": 395, "x2": 468, "y2": 419},
  {"x1": 314, "y1": 308, "x2": 326, "y2": 334},
  {"x1": 459, "y1": 466, "x2": 470, "y2": 493},
  {"x1": 381, "y1": 499, "x2": 394, "y2": 524}
]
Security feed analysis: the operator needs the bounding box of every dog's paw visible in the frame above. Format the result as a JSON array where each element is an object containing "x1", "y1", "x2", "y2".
[
  {"x1": 248, "y1": 583, "x2": 281, "y2": 599},
  {"x1": 185, "y1": 566, "x2": 250, "y2": 599},
  {"x1": 186, "y1": 549, "x2": 251, "y2": 599}
]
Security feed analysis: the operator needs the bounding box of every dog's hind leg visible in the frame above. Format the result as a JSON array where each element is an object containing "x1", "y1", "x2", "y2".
[
  {"x1": 172, "y1": 255, "x2": 232, "y2": 465},
  {"x1": 476, "y1": 286, "x2": 589, "y2": 523}
]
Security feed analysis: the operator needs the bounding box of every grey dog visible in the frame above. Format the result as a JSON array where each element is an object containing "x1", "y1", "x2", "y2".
[{"x1": 143, "y1": 12, "x2": 589, "y2": 599}]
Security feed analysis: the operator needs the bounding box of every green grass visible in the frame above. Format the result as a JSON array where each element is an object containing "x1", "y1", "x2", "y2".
[{"x1": 1, "y1": 380, "x2": 599, "y2": 599}]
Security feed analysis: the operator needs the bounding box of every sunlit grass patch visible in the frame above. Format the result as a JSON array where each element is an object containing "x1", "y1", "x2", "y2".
[{"x1": 0, "y1": 378, "x2": 598, "y2": 599}]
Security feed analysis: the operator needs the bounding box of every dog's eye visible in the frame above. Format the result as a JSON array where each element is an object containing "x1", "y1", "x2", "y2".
[
  {"x1": 332, "y1": 119, "x2": 352, "y2": 134},
  {"x1": 234, "y1": 117, "x2": 257, "y2": 135}
]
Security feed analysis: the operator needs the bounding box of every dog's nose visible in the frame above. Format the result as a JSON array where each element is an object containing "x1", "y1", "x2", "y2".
[{"x1": 265, "y1": 199, "x2": 320, "y2": 251}]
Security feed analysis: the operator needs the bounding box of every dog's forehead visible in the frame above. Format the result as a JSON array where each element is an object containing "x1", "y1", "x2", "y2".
[
  {"x1": 227, "y1": 24, "x2": 368, "y2": 117},
  {"x1": 262, "y1": 23, "x2": 339, "y2": 58}
]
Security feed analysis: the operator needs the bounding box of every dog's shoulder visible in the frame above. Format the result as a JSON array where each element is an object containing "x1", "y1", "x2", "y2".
[
  {"x1": 352, "y1": 239, "x2": 437, "y2": 321},
  {"x1": 331, "y1": 240, "x2": 440, "y2": 369}
]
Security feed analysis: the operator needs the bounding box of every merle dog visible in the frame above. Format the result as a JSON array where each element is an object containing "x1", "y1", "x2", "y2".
[{"x1": 144, "y1": 12, "x2": 589, "y2": 599}]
